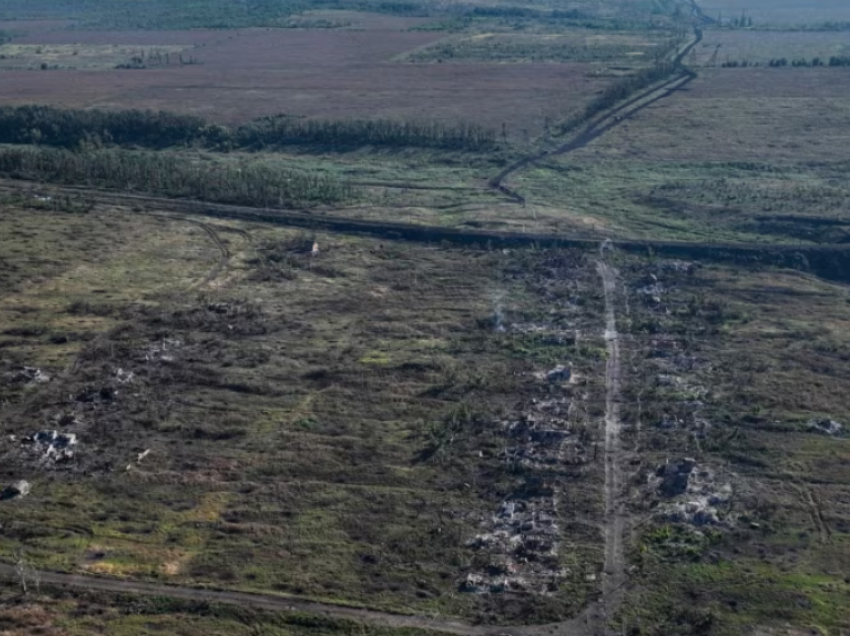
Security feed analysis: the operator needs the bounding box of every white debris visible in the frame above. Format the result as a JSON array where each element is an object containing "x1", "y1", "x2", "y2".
[
  {"x1": 653, "y1": 460, "x2": 733, "y2": 527},
  {"x1": 144, "y1": 338, "x2": 183, "y2": 363},
  {"x1": 0, "y1": 480, "x2": 30, "y2": 501},
  {"x1": 656, "y1": 374, "x2": 680, "y2": 387},
  {"x1": 26, "y1": 430, "x2": 78, "y2": 464},
  {"x1": 13, "y1": 367, "x2": 51, "y2": 384},
  {"x1": 807, "y1": 418, "x2": 843, "y2": 436},
  {"x1": 533, "y1": 364, "x2": 572, "y2": 383},
  {"x1": 114, "y1": 368, "x2": 135, "y2": 384},
  {"x1": 137, "y1": 449, "x2": 151, "y2": 463}
]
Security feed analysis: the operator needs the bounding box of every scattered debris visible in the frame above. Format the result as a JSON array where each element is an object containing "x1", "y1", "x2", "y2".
[
  {"x1": 0, "y1": 480, "x2": 30, "y2": 501},
  {"x1": 534, "y1": 365, "x2": 572, "y2": 384},
  {"x1": 657, "y1": 458, "x2": 696, "y2": 497},
  {"x1": 143, "y1": 338, "x2": 183, "y2": 363},
  {"x1": 5, "y1": 366, "x2": 51, "y2": 385},
  {"x1": 114, "y1": 368, "x2": 135, "y2": 384},
  {"x1": 658, "y1": 260, "x2": 696, "y2": 274},
  {"x1": 463, "y1": 395, "x2": 578, "y2": 595},
  {"x1": 807, "y1": 418, "x2": 844, "y2": 436},
  {"x1": 653, "y1": 459, "x2": 732, "y2": 527},
  {"x1": 25, "y1": 430, "x2": 78, "y2": 464}
]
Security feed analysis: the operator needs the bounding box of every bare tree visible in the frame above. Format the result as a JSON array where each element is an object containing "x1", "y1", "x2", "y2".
[{"x1": 13, "y1": 549, "x2": 27, "y2": 595}]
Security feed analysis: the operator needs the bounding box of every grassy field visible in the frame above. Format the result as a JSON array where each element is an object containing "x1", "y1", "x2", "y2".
[
  {"x1": 0, "y1": 43, "x2": 188, "y2": 70},
  {"x1": 0, "y1": 193, "x2": 611, "y2": 625},
  {"x1": 502, "y1": 64, "x2": 850, "y2": 243},
  {"x1": 700, "y1": 0, "x2": 850, "y2": 26},
  {"x1": 611, "y1": 253, "x2": 850, "y2": 635},
  {"x1": 694, "y1": 30, "x2": 850, "y2": 65},
  {"x1": 398, "y1": 29, "x2": 677, "y2": 65},
  {"x1": 0, "y1": 593, "x2": 450, "y2": 636}
]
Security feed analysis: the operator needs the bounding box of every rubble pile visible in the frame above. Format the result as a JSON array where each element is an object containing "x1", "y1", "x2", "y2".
[
  {"x1": 464, "y1": 392, "x2": 578, "y2": 595},
  {"x1": 652, "y1": 458, "x2": 732, "y2": 527},
  {"x1": 462, "y1": 496, "x2": 566, "y2": 594},
  {"x1": 142, "y1": 337, "x2": 184, "y2": 363},
  {"x1": 4, "y1": 366, "x2": 51, "y2": 385},
  {"x1": 807, "y1": 418, "x2": 844, "y2": 436},
  {"x1": 499, "y1": 398, "x2": 583, "y2": 468},
  {"x1": 0, "y1": 480, "x2": 31, "y2": 501},
  {"x1": 24, "y1": 430, "x2": 78, "y2": 464}
]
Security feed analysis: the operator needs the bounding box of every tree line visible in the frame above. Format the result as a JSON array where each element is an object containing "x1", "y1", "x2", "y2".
[
  {"x1": 0, "y1": 146, "x2": 354, "y2": 207},
  {"x1": 721, "y1": 56, "x2": 850, "y2": 68},
  {"x1": 1, "y1": 0, "x2": 684, "y2": 30},
  {"x1": 583, "y1": 61, "x2": 679, "y2": 120},
  {"x1": 0, "y1": 105, "x2": 497, "y2": 152},
  {"x1": 235, "y1": 114, "x2": 496, "y2": 150}
]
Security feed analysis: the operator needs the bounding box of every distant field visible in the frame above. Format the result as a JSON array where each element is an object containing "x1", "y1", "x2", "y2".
[
  {"x1": 506, "y1": 67, "x2": 850, "y2": 243},
  {"x1": 701, "y1": 0, "x2": 850, "y2": 26},
  {"x1": 696, "y1": 29, "x2": 850, "y2": 64},
  {"x1": 0, "y1": 43, "x2": 188, "y2": 70},
  {"x1": 0, "y1": 14, "x2": 608, "y2": 139},
  {"x1": 399, "y1": 29, "x2": 675, "y2": 65},
  {"x1": 571, "y1": 68, "x2": 850, "y2": 163}
]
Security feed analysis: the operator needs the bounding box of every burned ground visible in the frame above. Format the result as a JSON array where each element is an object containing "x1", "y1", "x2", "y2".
[
  {"x1": 0, "y1": 200, "x2": 615, "y2": 624},
  {"x1": 1, "y1": 0, "x2": 850, "y2": 634},
  {"x1": 610, "y1": 254, "x2": 850, "y2": 635}
]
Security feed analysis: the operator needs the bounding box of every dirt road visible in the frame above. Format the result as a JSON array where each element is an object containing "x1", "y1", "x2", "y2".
[
  {"x1": 0, "y1": 564, "x2": 493, "y2": 636},
  {"x1": 594, "y1": 259, "x2": 628, "y2": 633}
]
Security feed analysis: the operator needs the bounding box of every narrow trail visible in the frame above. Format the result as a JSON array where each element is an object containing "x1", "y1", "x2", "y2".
[
  {"x1": 0, "y1": 564, "x2": 491, "y2": 636},
  {"x1": 593, "y1": 258, "x2": 627, "y2": 634},
  {"x1": 187, "y1": 219, "x2": 230, "y2": 288},
  {"x1": 790, "y1": 473, "x2": 831, "y2": 544}
]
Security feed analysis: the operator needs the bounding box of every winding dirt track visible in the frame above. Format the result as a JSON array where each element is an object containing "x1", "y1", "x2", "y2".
[{"x1": 184, "y1": 218, "x2": 231, "y2": 288}]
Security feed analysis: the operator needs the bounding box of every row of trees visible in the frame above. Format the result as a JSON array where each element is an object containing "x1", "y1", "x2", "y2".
[
  {"x1": 235, "y1": 115, "x2": 496, "y2": 150},
  {"x1": 583, "y1": 61, "x2": 679, "y2": 120},
  {"x1": 0, "y1": 106, "x2": 212, "y2": 148},
  {"x1": 0, "y1": 147, "x2": 353, "y2": 207},
  {"x1": 0, "y1": 105, "x2": 497, "y2": 152},
  {"x1": 720, "y1": 56, "x2": 850, "y2": 68},
  {"x1": 1, "y1": 0, "x2": 685, "y2": 30}
]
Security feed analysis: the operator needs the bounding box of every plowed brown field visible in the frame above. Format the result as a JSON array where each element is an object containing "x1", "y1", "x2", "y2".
[{"x1": 0, "y1": 14, "x2": 606, "y2": 134}]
